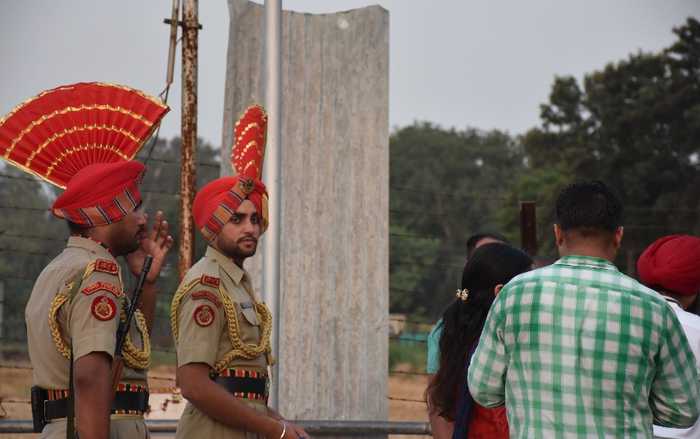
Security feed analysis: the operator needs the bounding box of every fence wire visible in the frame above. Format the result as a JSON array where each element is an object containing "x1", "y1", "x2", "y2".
[{"x1": 4, "y1": 153, "x2": 695, "y2": 421}]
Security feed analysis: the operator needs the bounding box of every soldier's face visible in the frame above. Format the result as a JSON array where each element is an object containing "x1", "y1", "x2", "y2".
[
  {"x1": 215, "y1": 200, "x2": 261, "y2": 262},
  {"x1": 110, "y1": 207, "x2": 147, "y2": 256}
]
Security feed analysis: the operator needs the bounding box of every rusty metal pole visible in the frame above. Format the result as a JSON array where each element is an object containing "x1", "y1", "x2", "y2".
[
  {"x1": 178, "y1": 0, "x2": 199, "y2": 279},
  {"x1": 520, "y1": 201, "x2": 537, "y2": 257}
]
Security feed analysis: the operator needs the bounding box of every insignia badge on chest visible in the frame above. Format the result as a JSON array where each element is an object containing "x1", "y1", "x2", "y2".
[
  {"x1": 200, "y1": 275, "x2": 220, "y2": 288},
  {"x1": 193, "y1": 304, "x2": 215, "y2": 327},
  {"x1": 94, "y1": 259, "x2": 119, "y2": 275},
  {"x1": 91, "y1": 295, "x2": 117, "y2": 321}
]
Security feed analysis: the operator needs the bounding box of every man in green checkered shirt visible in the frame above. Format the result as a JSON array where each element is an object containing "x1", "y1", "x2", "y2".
[{"x1": 468, "y1": 181, "x2": 700, "y2": 438}]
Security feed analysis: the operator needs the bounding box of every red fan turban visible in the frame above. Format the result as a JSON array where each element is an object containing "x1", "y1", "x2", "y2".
[
  {"x1": 52, "y1": 161, "x2": 145, "y2": 227},
  {"x1": 0, "y1": 82, "x2": 168, "y2": 227},
  {"x1": 637, "y1": 235, "x2": 700, "y2": 296},
  {"x1": 193, "y1": 176, "x2": 269, "y2": 242}
]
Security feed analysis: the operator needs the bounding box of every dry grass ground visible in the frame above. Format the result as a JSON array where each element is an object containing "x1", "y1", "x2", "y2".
[
  {"x1": 387, "y1": 370, "x2": 431, "y2": 439},
  {"x1": 0, "y1": 363, "x2": 34, "y2": 439}
]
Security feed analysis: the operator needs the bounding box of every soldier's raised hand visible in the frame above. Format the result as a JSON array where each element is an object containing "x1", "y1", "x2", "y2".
[
  {"x1": 126, "y1": 210, "x2": 174, "y2": 282},
  {"x1": 281, "y1": 421, "x2": 310, "y2": 439}
]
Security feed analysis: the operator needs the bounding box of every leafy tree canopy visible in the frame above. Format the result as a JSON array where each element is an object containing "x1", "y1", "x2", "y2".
[{"x1": 390, "y1": 18, "x2": 700, "y2": 320}]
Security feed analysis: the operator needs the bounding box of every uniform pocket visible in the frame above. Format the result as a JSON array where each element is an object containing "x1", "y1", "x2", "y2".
[{"x1": 237, "y1": 302, "x2": 259, "y2": 326}]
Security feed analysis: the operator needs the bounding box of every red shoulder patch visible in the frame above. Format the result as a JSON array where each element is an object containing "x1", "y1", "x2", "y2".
[
  {"x1": 81, "y1": 281, "x2": 123, "y2": 297},
  {"x1": 91, "y1": 295, "x2": 117, "y2": 321},
  {"x1": 200, "y1": 275, "x2": 220, "y2": 288},
  {"x1": 193, "y1": 304, "x2": 216, "y2": 327},
  {"x1": 94, "y1": 259, "x2": 119, "y2": 275},
  {"x1": 191, "y1": 290, "x2": 222, "y2": 308}
]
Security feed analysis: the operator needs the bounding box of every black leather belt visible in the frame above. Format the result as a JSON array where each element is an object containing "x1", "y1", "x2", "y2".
[
  {"x1": 43, "y1": 391, "x2": 149, "y2": 420},
  {"x1": 213, "y1": 376, "x2": 268, "y2": 401}
]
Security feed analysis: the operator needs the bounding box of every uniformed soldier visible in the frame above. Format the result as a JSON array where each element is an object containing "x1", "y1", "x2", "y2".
[
  {"x1": 26, "y1": 164, "x2": 172, "y2": 439},
  {"x1": 171, "y1": 106, "x2": 308, "y2": 439},
  {"x1": 0, "y1": 82, "x2": 172, "y2": 439}
]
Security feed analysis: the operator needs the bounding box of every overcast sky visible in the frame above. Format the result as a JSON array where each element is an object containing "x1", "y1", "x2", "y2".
[{"x1": 2, "y1": 1, "x2": 699, "y2": 147}]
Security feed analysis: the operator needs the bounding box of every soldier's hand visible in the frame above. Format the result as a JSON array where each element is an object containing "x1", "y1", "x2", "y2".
[
  {"x1": 283, "y1": 421, "x2": 309, "y2": 439},
  {"x1": 126, "y1": 210, "x2": 174, "y2": 282}
]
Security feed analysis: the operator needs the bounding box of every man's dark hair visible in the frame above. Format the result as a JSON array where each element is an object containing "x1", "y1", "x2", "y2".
[
  {"x1": 466, "y1": 232, "x2": 508, "y2": 258},
  {"x1": 67, "y1": 220, "x2": 87, "y2": 235},
  {"x1": 555, "y1": 181, "x2": 622, "y2": 234}
]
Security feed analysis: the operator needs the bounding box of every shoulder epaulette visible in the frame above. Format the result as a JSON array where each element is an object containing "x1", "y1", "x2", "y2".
[
  {"x1": 82, "y1": 258, "x2": 120, "y2": 281},
  {"x1": 200, "y1": 275, "x2": 221, "y2": 288},
  {"x1": 94, "y1": 259, "x2": 119, "y2": 275}
]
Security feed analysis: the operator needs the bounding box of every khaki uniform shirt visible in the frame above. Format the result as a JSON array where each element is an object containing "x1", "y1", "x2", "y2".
[
  {"x1": 172, "y1": 246, "x2": 268, "y2": 439},
  {"x1": 25, "y1": 237, "x2": 149, "y2": 439}
]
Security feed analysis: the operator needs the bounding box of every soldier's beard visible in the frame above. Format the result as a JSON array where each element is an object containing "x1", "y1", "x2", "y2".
[
  {"x1": 109, "y1": 225, "x2": 143, "y2": 256},
  {"x1": 216, "y1": 235, "x2": 258, "y2": 262},
  {"x1": 112, "y1": 236, "x2": 140, "y2": 256}
]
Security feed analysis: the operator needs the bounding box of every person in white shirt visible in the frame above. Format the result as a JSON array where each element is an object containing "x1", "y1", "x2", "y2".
[{"x1": 637, "y1": 234, "x2": 700, "y2": 439}]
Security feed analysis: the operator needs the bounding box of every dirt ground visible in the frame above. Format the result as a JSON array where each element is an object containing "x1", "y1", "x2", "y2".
[
  {"x1": 388, "y1": 373, "x2": 429, "y2": 421},
  {"x1": 0, "y1": 364, "x2": 430, "y2": 438}
]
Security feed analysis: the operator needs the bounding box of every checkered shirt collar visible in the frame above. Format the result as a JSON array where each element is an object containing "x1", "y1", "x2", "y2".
[{"x1": 554, "y1": 254, "x2": 619, "y2": 272}]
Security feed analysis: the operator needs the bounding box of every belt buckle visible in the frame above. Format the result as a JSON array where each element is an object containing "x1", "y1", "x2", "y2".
[{"x1": 43, "y1": 399, "x2": 49, "y2": 422}]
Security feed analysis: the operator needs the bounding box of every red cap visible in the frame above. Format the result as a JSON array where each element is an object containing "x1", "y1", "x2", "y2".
[
  {"x1": 0, "y1": 82, "x2": 168, "y2": 189},
  {"x1": 52, "y1": 161, "x2": 144, "y2": 226},
  {"x1": 0, "y1": 82, "x2": 169, "y2": 226},
  {"x1": 637, "y1": 235, "x2": 700, "y2": 296}
]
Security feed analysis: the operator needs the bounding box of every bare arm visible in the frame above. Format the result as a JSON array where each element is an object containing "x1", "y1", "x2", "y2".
[
  {"x1": 178, "y1": 363, "x2": 307, "y2": 438},
  {"x1": 138, "y1": 282, "x2": 158, "y2": 331},
  {"x1": 426, "y1": 374, "x2": 454, "y2": 439},
  {"x1": 266, "y1": 406, "x2": 308, "y2": 438},
  {"x1": 266, "y1": 406, "x2": 284, "y2": 420},
  {"x1": 74, "y1": 352, "x2": 112, "y2": 439},
  {"x1": 428, "y1": 411, "x2": 454, "y2": 439}
]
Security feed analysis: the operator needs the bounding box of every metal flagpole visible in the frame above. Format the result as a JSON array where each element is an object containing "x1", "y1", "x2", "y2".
[{"x1": 263, "y1": 0, "x2": 282, "y2": 410}]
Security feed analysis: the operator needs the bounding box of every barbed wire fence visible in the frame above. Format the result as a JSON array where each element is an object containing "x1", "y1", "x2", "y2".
[
  {"x1": 0, "y1": 154, "x2": 438, "y2": 421},
  {"x1": 3, "y1": 156, "x2": 699, "y2": 418}
]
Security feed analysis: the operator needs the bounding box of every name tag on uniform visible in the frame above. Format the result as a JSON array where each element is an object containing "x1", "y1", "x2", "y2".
[{"x1": 240, "y1": 302, "x2": 254, "y2": 309}]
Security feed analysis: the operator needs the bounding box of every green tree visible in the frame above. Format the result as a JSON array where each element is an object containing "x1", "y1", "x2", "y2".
[
  {"x1": 502, "y1": 17, "x2": 700, "y2": 271},
  {"x1": 390, "y1": 122, "x2": 523, "y2": 319}
]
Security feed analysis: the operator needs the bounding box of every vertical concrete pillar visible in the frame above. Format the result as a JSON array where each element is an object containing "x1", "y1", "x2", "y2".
[{"x1": 221, "y1": 0, "x2": 389, "y2": 420}]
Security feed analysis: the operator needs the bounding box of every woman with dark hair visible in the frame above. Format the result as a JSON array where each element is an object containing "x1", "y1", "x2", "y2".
[{"x1": 426, "y1": 243, "x2": 532, "y2": 439}]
